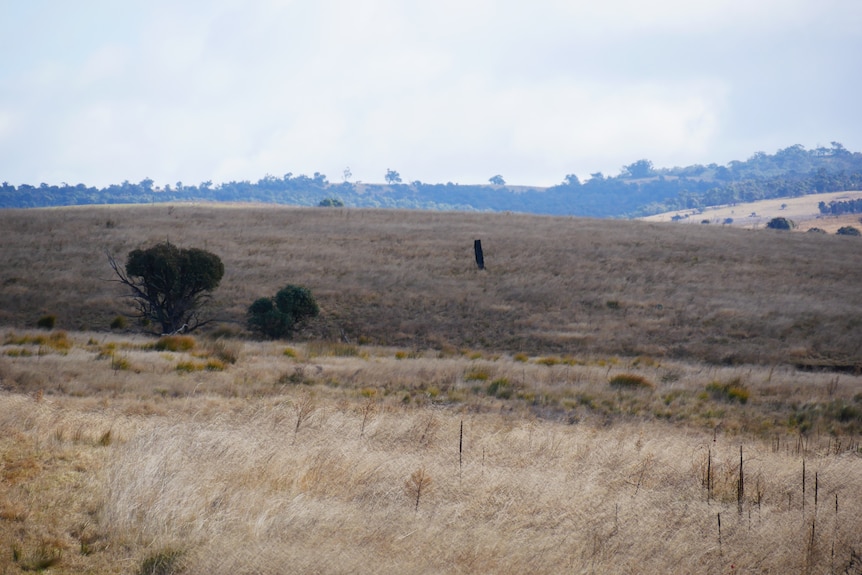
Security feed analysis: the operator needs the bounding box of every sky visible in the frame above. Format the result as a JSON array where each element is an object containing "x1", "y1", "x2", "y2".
[{"x1": 1, "y1": 0, "x2": 861, "y2": 188}]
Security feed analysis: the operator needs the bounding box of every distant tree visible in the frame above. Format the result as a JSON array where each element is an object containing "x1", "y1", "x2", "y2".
[
  {"x1": 343, "y1": 166, "x2": 352, "y2": 182},
  {"x1": 107, "y1": 242, "x2": 224, "y2": 334},
  {"x1": 563, "y1": 174, "x2": 581, "y2": 186},
  {"x1": 312, "y1": 172, "x2": 329, "y2": 186},
  {"x1": 836, "y1": 226, "x2": 861, "y2": 236},
  {"x1": 766, "y1": 217, "x2": 793, "y2": 230},
  {"x1": 318, "y1": 197, "x2": 344, "y2": 207},
  {"x1": 489, "y1": 175, "x2": 505, "y2": 186},
  {"x1": 589, "y1": 172, "x2": 605, "y2": 181},
  {"x1": 247, "y1": 285, "x2": 320, "y2": 339},
  {"x1": 621, "y1": 159, "x2": 655, "y2": 179},
  {"x1": 714, "y1": 166, "x2": 732, "y2": 181},
  {"x1": 385, "y1": 169, "x2": 402, "y2": 185}
]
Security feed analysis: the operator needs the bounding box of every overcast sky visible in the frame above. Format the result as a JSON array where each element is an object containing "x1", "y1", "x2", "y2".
[{"x1": 2, "y1": 0, "x2": 861, "y2": 188}]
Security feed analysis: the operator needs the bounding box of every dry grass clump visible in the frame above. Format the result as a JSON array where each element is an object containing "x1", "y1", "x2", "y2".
[
  {"x1": 706, "y1": 378, "x2": 751, "y2": 404},
  {"x1": 609, "y1": 373, "x2": 655, "y2": 390},
  {"x1": 153, "y1": 335, "x2": 196, "y2": 352}
]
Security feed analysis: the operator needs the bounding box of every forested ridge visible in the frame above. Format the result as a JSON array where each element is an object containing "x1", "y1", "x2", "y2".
[{"x1": 3, "y1": 142, "x2": 862, "y2": 217}]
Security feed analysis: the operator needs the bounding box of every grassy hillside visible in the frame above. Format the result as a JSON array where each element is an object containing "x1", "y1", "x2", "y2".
[
  {"x1": 642, "y1": 190, "x2": 862, "y2": 232},
  {"x1": 2, "y1": 205, "x2": 862, "y2": 574},
  {"x1": 1, "y1": 204, "x2": 861, "y2": 367}
]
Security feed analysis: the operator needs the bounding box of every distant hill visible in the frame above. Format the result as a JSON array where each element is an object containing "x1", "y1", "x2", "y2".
[
  {"x1": 641, "y1": 190, "x2": 862, "y2": 232},
  {"x1": 3, "y1": 142, "x2": 862, "y2": 217}
]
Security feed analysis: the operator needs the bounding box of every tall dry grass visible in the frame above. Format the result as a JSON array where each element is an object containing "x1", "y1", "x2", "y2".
[
  {"x1": 2, "y1": 388, "x2": 861, "y2": 574},
  {"x1": 1, "y1": 204, "x2": 861, "y2": 365},
  {"x1": 1, "y1": 330, "x2": 861, "y2": 573}
]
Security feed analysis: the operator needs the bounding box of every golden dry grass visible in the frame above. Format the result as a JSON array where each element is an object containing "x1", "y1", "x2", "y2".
[
  {"x1": 1, "y1": 330, "x2": 861, "y2": 574},
  {"x1": 640, "y1": 190, "x2": 862, "y2": 232},
  {"x1": 2, "y1": 205, "x2": 862, "y2": 573}
]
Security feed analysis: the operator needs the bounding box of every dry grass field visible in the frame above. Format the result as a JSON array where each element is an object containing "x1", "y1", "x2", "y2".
[
  {"x1": 1, "y1": 203, "x2": 861, "y2": 365},
  {"x1": 1, "y1": 205, "x2": 862, "y2": 574},
  {"x1": 641, "y1": 190, "x2": 862, "y2": 233}
]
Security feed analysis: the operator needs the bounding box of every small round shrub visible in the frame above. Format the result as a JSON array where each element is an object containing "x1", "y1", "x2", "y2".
[
  {"x1": 110, "y1": 315, "x2": 127, "y2": 329},
  {"x1": 836, "y1": 226, "x2": 861, "y2": 236},
  {"x1": 248, "y1": 285, "x2": 319, "y2": 339},
  {"x1": 36, "y1": 314, "x2": 56, "y2": 330},
  {"x1": 609, "y1": 373, "x2": 654, "y2": 390},
  {"x1": 766, "y1": 217, "x2": 793, "y2": 230},
  {"x1": 807, "y1": 227, "x2": 827, "y2": 234}
]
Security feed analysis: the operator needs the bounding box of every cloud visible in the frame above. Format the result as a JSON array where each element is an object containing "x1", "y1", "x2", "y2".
[{"x1": 0, "y1": 0, "x2": 860, "y2": 188}]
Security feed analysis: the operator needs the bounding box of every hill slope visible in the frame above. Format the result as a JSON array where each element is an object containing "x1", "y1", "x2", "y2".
[
  {"x1": 1, "y1": 205, "x2": 860, "y2": 366},
  {"x1": 641, "y1": 190, "x2": 862, "y2": 232}
]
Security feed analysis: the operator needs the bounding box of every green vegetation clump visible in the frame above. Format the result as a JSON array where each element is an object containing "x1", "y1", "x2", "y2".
[
  {"x1": 137, "y1": 548, "x2": 184, "y2": 575},
  {"x1": 706, "y1": 380, "x2": 750, "y2": 404},
  {"x1": 609, "y1": 373, "x2": 654, "y2": 390},
  {"x1": 247, "y1": 285, "x2": 319, "y2": 339},
  {"x1": 836, "y1": 226, "x2": 861, "y2": 236},
  {"x1": 36, "y1": 314, "x2": 56, "y2": 329},
  {"x1": 766, "y1": 217, "x2": 793, "y2": 230},
  {"x1": 487, "y1": 378, "x2": 512, "y2": 399},
  {"x1": 110, "y1": 315, "x2": 127, "y2": 329},
  {"x1": 108, "y1": 242, "x2": 224, "y2": 335}
]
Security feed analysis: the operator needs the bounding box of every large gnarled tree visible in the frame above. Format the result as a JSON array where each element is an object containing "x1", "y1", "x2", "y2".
[{"x1": 108, "y1": 242, "x2": 224, "y2": 334}]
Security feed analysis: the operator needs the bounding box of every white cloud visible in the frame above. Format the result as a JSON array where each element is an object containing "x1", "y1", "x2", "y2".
[{"x1": 0, "y1": 0, "x2": 860, "y2": 188}]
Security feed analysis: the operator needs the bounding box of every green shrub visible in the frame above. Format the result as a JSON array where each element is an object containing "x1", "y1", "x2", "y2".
[
  {"x1": 247, "y1": 285, "x2": 319, "y2": 339},
  {"x1": 609, "y1": 373, "x2": 654, "y2": 390},
  {"x1": 836, "y1": 226, "x2": 861, "y2": 236},
  {"x1": 110, "y1": 315, "x2": 127, "y2": 329},
  {"x1": 36, "y1": 314, "x2": 56, "y2": 329},
  {"x1": 766, "y1": 217, "x2": 793, "y2": 230}
]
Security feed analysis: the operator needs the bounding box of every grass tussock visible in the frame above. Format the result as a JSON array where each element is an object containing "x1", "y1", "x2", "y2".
[
  {"x1": 154, "y1": 335, "x2": 196, "y2": 352},
  {"x1": 609, "y1": 373, "x2": 655, "y2": 390},
  {"x1": 706, "y1": 378, "x2": 751, "y2": 404}
]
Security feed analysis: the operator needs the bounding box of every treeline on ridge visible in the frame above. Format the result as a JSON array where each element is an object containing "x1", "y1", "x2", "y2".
[
  {"x1": 2, "y1": 142, "x2": 861, "y2": 218},
  {"x1": 819, "y1": 197, "x2": 862, "y2": 216}
]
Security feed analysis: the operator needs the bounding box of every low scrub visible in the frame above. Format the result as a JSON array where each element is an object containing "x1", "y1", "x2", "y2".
[
  {"x1": 706, "y1": 379, "x2": 750, "y2": 404},
  {"x1": 154, "y1": 335, "x2": 196, "y2": 352},
  {"x1": 609, "y1": 373, "x2": 655, "y2": 390}
]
